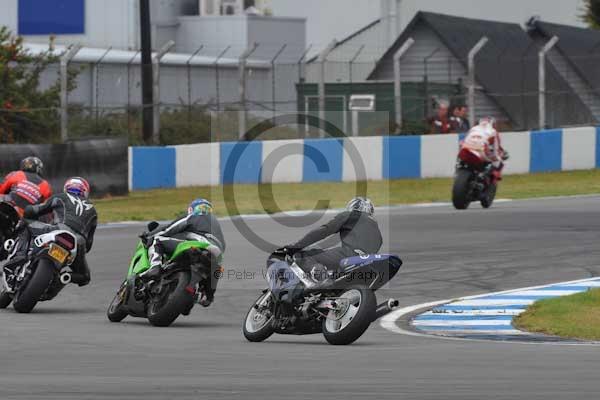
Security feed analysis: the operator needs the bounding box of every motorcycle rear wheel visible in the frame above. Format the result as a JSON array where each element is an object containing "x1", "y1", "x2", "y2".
[
  {"x1": 147, "y1": 271, "x2": 194, "y2": 327},
  {"x1": 452, "y1": 169, "x2": 472, "y2": 210},
  {"x1": 243, "y1": 292, "x2": 275, "y2": 342},
  {"x1": 13, "y1": 259, "x2": 54, "y2": 313},
  {"x1": 322, "y1": 285, "x2": 376, "y2": 345}
]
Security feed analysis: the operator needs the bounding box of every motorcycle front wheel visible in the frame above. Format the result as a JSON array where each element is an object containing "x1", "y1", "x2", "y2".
[
  {"x1": 0, "y1": 288, "x2": 12, "y2": 309},
  {"x1": 243, "y1": 291, "x2": 275, "y2": 342},
  {"x1": 322, "y1": 285, "x2": 376, "y2": 345},
  {"x1": 481, "y1": 182, "x2": 497, "y2": 209},
  {"x1": 452, "y1": 169, "x2": 472, "y2": 210},
  {"x1": 107, "y1": 281, "x2": 129, "y2": 322},
  {"x1": 13, "y1": 259, "x2": 54, "y2": 313},
  {"x1": 147, "y1": 271, "x2": 194, "y2": 327}
]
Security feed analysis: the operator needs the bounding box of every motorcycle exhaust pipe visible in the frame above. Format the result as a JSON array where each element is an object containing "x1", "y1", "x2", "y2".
[
  {"x1": 60, "y1": 272, "x2": 72, "y2": 285},
  {"x1": 374, "y1": 298, "x2": 400, "y2": 321}
]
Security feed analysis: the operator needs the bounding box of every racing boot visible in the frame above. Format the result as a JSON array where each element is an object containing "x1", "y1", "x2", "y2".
[{"x1": 140, "y1": 240, "x2": 165, "y2": 282}]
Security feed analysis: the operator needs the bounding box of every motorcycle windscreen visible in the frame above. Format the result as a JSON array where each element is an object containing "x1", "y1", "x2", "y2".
[{"x1": 265, "y1": 261, "x2": 301, "y2": 295}]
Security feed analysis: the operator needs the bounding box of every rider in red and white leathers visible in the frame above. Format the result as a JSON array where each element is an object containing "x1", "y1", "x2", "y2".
[{"x1": 462, "y1": 118, "x2": 509, "y2": 173}]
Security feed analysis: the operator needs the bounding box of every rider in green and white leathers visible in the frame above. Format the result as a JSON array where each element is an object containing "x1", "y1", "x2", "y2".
[{"x1": 141, "y1": 199, "x2": 226, "y2": 307}]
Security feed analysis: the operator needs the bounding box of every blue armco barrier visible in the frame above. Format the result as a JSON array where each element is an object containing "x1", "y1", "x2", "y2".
[
  {"x1": 596, "y1": 127, "x2": 600, "y2": 168},
  {"x1": 130, "y1": 147, "x2": 176, "y2": 190},
  {"x1": 128, "y1": 127, "x2": 600, "y2": 191},
  {"x1": 220, "y1": 141, "x2": 263, "y2": 184},
  {"x1": 383, "y1": 136, "x2": 421, "y2": 179},
  {"x1": 530, "y1": 129, "x2": 562, "y2": 172},
  {"x1": 302, "y1": 139, "x2": 343, "y2": 182}
]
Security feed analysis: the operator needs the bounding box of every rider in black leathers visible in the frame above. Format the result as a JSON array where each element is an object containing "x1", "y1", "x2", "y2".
[
  {"x1": 282, "y1": 197, "x2": 382, "y2": 273},
  {"x1": 11, "y1": 178, "x2": 97, "y2": 287},
  {"x1": 140, "y1": 199, "x2": 226, "y2": 307}
]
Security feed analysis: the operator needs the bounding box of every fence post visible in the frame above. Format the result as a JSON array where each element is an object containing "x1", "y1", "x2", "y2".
[
  {"x1": 92, "y1": 46, "x2": 112, "y2": 129},
  {"x1": 152, "y1": 40, "x2": 175, "y2": 145},
  {"x1": 318, "y1": 40, "x2": 337, "y2": 138},
  {"x1": 349, "y1": 44, "x2": 365, "y2": 84},
  {"x1": 539, "y1": 36, "x2": 559, "y2": 130},
  {"x1": 60, "y1": 44, "x2": 82, "y2": 142},
  {"x1": 271, "y1": 44, "x2": 287, "y2": 119},
  {"x1": 126, "y1": 50, "x2": 140, "y2": 137},
  {"x1": 467, "y1": 37, "x2": 488, "y2": 128},
  {"x1": 186, "y1": 45, "x2": 204, "y2": 125},
  {"x1": 393, "y1": 38, "x2": 414, "y2": 133},
  {"x1": 239, "y1": 43, "x2": 259, "y2": 140},
  {"x1": 297, "y1": 45, "x2": 312, "y2": 83},
  {"x1": 213, "y1": 45, "x2": 231, "y2": 142}
]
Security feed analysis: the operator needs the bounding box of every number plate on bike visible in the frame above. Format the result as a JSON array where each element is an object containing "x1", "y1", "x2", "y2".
[{"x1": 48, "y1": 244, "x2": 69, "y2": 264}]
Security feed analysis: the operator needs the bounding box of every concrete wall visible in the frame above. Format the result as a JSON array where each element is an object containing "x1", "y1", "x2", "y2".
[{"x1": 128, "y1": 126, "x2": 600, "y2": 190}]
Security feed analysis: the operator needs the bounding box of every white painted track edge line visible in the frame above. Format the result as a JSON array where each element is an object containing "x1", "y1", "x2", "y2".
[{"x1": 381, "y1": 277, "x2": 600, "y2": 345}]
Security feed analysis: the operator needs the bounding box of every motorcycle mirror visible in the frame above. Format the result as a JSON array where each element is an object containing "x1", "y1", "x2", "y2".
[{"x1": 147, "y1": 221, "x2": 159, "y2": 232}]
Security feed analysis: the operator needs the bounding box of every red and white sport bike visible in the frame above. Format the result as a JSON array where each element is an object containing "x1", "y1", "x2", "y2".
[{"x1": 452, "y1": 131, "x2": 507, "y2": 210}]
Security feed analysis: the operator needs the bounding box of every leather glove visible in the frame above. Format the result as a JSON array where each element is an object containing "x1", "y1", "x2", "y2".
[
  {"x1": 139, "y1": 232, "x2": 153, "y2": 248},
  {"x1": 501, "y1": 151, "x2": 510, "y2": 161},
  {"x1": 281, "y1": 245, "x2": 301, "y2": 257}
]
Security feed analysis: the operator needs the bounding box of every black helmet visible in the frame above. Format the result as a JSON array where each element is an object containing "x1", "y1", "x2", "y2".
[{"x1": 20, "y1": 156, "x2": 44, "y2": 176}]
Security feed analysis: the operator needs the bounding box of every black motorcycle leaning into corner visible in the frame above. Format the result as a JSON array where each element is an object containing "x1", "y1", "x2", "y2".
[
  {"x1": 243, "y1": 250, "x2": 402, "y2": 345},
  {"x1": 0, "y1": 217, "x2": 80, "y2": 313}
]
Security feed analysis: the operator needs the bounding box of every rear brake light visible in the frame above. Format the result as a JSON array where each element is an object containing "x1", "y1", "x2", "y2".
[{"x1": 56, "y1": 233, "x2": 75, "y2": 250}]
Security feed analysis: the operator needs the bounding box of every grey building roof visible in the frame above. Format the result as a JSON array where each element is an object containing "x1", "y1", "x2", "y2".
[
  {"x1": 307, "y1": 18, "x2": 383, "y2": 63},
  {"x1": 368, "y1": 12, "x2": 593, "y2": 130},
  {"x1": 529, "y1": 20, "x2": 600, "y2": 91}
]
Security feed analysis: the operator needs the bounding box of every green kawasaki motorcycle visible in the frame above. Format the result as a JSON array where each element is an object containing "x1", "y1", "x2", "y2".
[{"x1": 107, "y1": 225, "x2": 223, "y2": 327}]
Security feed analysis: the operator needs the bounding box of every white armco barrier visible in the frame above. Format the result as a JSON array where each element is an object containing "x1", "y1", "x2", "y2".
[
  {"x1": 562, "y1": 127, "x2": 596, "y2": 171},
  {"x1": 342, "y1": 136, "x2": 383, "y2": 182},
  {"x1": 261, "y1": 139, "x2": 304, "y2": 183},
  {"x1": 420, "y1": 134, "x2": 459, "y2": 178},
  {"x1": 128, "y1": 127, "x2": 600, "y2": 190},
  {"x1": 501, "y1": 131, "x2": 530, "y2": 175},
  {"x1": 175, "y1": 143, "x2": 220, "y2": 187}
]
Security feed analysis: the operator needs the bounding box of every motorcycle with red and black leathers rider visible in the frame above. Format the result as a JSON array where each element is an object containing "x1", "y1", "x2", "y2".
[
  {"x1": 452, "y1": 118, "x2": 510, "y2": 210},
  {"x1": 0, "y1": 157, "x2": 52, "y2": 260}
]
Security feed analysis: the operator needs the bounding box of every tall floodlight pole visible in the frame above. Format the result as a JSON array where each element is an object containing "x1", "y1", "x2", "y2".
[{"x1": 140, "y1": 0, "x2": 153, "y2": 144}]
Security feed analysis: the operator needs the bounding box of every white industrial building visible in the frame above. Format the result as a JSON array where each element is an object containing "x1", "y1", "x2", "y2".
[{"x1": 0, "y1": 0, "x2": 305, "y2": 113}]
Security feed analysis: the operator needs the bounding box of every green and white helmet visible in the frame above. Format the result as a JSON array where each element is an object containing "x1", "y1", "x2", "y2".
[{"x1": 346, "y1": 197, "x2": 374, "y2": 216}]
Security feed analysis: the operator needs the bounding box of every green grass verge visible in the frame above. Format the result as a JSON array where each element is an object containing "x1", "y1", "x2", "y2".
[
  {"x1": 514, "y1": 289, "x2": 600, "y2": 341},
  {"x1": 94, "y1": 169, "x2": 600, "y2": 223}
]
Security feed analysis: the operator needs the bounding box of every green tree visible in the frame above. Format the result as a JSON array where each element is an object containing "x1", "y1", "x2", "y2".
[
  {"x1": 0, "y1": 26, "x2": 77, "y2": 143},
  {"x1": 581, "y1": 0, "x2": 600, "y2": 29}
]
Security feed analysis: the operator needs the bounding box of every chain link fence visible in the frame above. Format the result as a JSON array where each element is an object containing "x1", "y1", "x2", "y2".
[{"x1": 2, "y1": 38, "x2": 600, "y2": 145}]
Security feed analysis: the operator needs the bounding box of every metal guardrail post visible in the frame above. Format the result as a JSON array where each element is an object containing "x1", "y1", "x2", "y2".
[
  {"x1": 271, "y1": 44, "x2": 287, "y2": 119},
  {"x1": 393, "y1": 38, "x2": 415, "y2": 133},
  {"x1": 186, "y1": 45, "x2": 204, "y2": 123},
  {"x1": 539, "y1": 36, "x2": 559, "y2": 130},
  {"x1": 92, "y1": 46, "x2": 112, "y2": 127},
  {"x1": 60, "y1": 44, "x2": 82, "y2": 142},
  {"x1": 152, "y1": 40, "x2": 175, "y2": 145},
  {"x1": 467, "y1": 37, "x2": 488, "y2": 128},
  {"x1": 317, "y1": 40, "x2": 337, "y2": 138},
  {"x1": 349, "y1": 44, "x2": 365, "y2": 84},
  {"x1": 297, "y1": 44, "x2": 312, "y2": 83},
  {"x1": 238, "y1": 43, "x2": 259, "y2": 140}
]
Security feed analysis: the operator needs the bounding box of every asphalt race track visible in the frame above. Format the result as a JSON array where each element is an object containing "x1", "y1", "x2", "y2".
[{"x1": 2, "y1": 196, "x2": 600, "y2": 399}]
